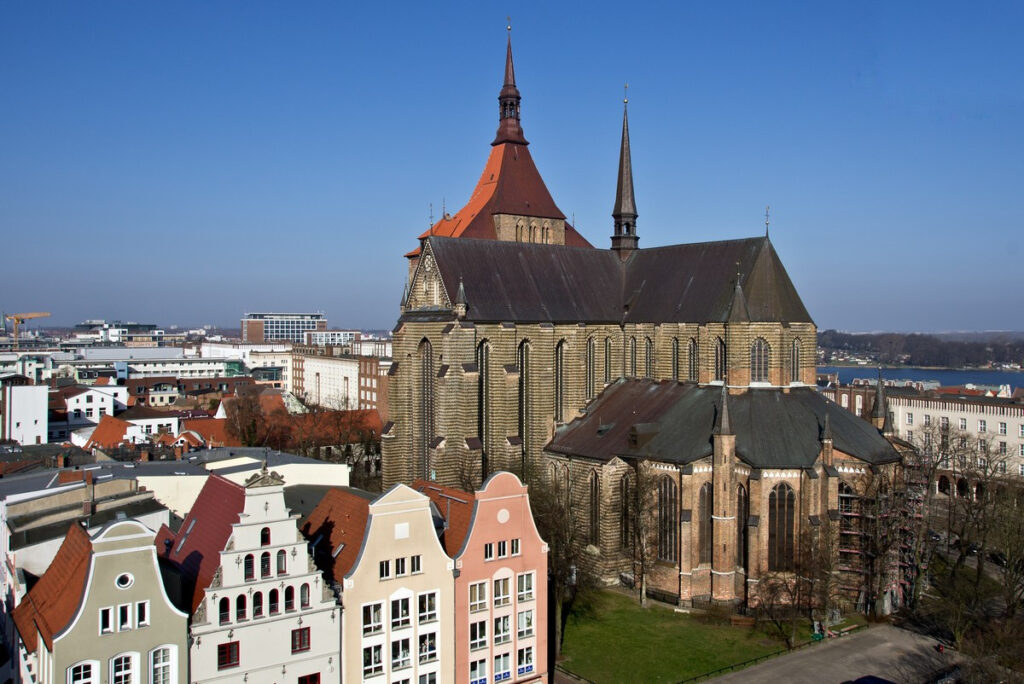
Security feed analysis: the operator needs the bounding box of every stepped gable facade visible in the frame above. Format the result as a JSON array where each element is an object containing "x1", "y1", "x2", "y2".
[{"x1": 383, "y1": 33, "x2": 817, "y2": 491}]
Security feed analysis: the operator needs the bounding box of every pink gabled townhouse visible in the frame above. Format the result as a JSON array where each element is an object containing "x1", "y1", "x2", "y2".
[{"x1": 415, "y1": 472, "x2": 548, "y2": 684}]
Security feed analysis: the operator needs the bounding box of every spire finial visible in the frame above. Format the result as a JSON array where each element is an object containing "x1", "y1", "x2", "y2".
[
  {"x1": 506, "y1": 16, "x2": 511, "y2": 32},
  {"x1": 765, "y1": 205, "x2": 770, "y2": 237},
  {"x1": 624, "y1": 82, "x2": 629, "y2": 104},
  {"x1": 611, "y1": 88, "x2": 638, "y2": 252}
]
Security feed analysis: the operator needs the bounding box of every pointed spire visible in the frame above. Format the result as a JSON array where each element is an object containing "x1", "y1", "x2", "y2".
[
  {"x1": 872, "y1": 367, "x2": 887, "y2": 420},
  {"x1": 453, "y1": 277, "x2": 468, "y2": 318},
  {"x1": 611, "y1": 88, "x2": 639, "y2": 252},
  {"x1": 822, "y1": 408, "x2": 833, "y2": 442},
  {"x1": 727, "y1": 278, "x2": 750, "y2": 322},
  {"x1": 492, "y1": 25, "x2": 527, "y2": 146},
  {"x1": 715, "y1": 384, "x2": 732, "y2": 435}
]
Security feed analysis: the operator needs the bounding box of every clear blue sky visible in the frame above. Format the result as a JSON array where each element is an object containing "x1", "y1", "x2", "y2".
[{"x1": 3, "y1": 2, "x2": 1021, "y2": 332}]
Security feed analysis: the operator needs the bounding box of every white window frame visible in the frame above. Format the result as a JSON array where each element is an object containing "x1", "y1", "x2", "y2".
[
  {"x1": 99, "y1": 607, "x2": 113, "y2": 635},
  {"x1": 517, "y1": 609, "x2": 534, "y2": 638},
  {"x1": 469, "y1": 581, "x2": 487, "y2": 612},
  {"x1": 469, "y1": 658, "x2": 488, "y2": 684},
  {"x1": 109, "y1": 652, "x2": 139, "y2": 684},
  {"x1": 494, "y1": 653, "x2": 511, "y2": 682},
  {"x1": 517, "y1": 572, "x2": 534, "y2": 602},
  {"x1": 417, "y1": 591, "x2": 437, "y2": 624},
  {"x1": 470, "y1": 620, "x2": 487, "y2": 650},
  {"x1": 391, "y1": 637, "x2": 411, "y2": 670},
  {"x1": 391, "y1": 597, "x2": 411, "y2": 630},
  {"x1": 117, "y1": 603, "x2": 132, "y2": 632},
  {"x1": 362, "y1": 602, "x2": 383, "y2": 635},
  {"x1": 136, "y1": 601, "x2": 150, "y2": 628},
  {"x1": 362, "y1": 644, "x2": 383, "y2": 677},
  {"x1": 510, "y1": 538, "x2": 520, "y2": 556},
  {"x1": 148, "y1": 645, "x2": 176, "y2": 684},
  {"x1": 379, "y1": 559, "x2": 391, "y2": 579},
  {"x1": 494, "y1": 615, "x2": 511, "y2": 645},
  {"x1": 494, "y1": 577, "x2": 510, "y2": 607},
  {"x1": 517, "y1": 646, "x2": 535, "y2": 676},
  {"x1": 68, "y1": 660, "x2": 100, "y2": 684}
]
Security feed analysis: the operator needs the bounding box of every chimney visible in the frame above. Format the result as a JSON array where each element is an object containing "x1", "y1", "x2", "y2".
[
  {"x1": 82, "y1": 500, "x2": 95, "y2": 516},
  {"x1": 140, "y1": 450, "x2": 151, "y2": 462},
  {"x1": 174, "y1": 446, "x2": 183, "y2": 460}
]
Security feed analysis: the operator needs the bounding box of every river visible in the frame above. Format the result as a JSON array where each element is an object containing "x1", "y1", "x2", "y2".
[{"x1": 817, "y1": 366, "x2": 1024, "y2": 391}]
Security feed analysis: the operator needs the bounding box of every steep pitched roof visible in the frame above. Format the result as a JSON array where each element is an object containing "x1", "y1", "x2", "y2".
[
  {"x1": 548, "y1": 379, "x2": 898, "y2": 469},
  {"x1": 154, "y1": 474, "x2": 245, "y2": 611},
  {"x1": 85, "y1": 415, "x2": 133, "y2": 450},
  {"x1": 12, "y1": 523, "x2": 93, "y2": 651},
  {"x1": 412, "y1": 479, "x2": 474, "y2": 556},
  {"x1": 182, "y1": 418, "x2": 239, "y2": 447},
  {"x1": 417, "y1": 234, "x2": 813, "y2": 325},
  {"x1": 300, "y1": 487, "x2": 374, "y2": 583}
]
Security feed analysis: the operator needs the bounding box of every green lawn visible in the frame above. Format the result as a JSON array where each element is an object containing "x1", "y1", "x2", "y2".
[{"x1": 559, "y1": 591, "x2": 786, "y2": 683}]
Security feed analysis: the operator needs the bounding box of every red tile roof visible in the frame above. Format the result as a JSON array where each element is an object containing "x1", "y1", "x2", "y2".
[
  {"x1": 12, "y1": 523, "x2": 93, "y2": 651},
  {"x1": 56, "y1": 470, "x2": 94, "y2": 485},
  {"x1": 300, "y1": 488, "x2": 372, "y2": 582},
  {"x1": 85, "y1": 415, "x2": 133, "y2": 450},
  {"x1": 182, "y1": 418, "x2": 239, "y2": 447},
  {"x1": 155, "y1": 474, "x2": 245, "y2": 611},
  {"x1": 412, "y1": 479, "x2": 474, "y2": 556},
  {"x1": 407, "y1": 142, "x2": 591, "y2": 257}
]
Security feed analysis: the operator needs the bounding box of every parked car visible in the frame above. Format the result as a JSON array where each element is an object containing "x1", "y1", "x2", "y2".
[{"x1": 988, "y1": 550, "x2": 1007, "y2": 566}]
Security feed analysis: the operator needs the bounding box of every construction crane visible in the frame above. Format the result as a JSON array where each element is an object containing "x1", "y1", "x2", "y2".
[{"x1": 5, "y1": 312, "x2": 50, "y2": 350}]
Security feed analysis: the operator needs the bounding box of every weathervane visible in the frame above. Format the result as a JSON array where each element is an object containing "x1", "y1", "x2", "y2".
[{"x1": 764, "y1": 205, "x2": 770, "y2": 237}]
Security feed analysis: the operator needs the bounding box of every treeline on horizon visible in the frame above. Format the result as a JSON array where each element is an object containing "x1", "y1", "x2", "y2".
[{"x1": 819, "y1": 330, "x2": 1024, "y2": 368}]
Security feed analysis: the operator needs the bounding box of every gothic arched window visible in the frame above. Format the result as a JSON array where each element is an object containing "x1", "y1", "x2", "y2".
[
  {"x1": 588, "y1": 472, "x2": 600, "y2": 545},
  {"x1": 284, "y1": 585, "x2": 295, "y2": 611},
  {"x1": 276, "y1": 549, "x2": 287, "y2": 575},
  {"x1": 260, "y1": 527, "x2": 271, "y2": 546},
  {"x1": 736, "y1": 484, "x2": 748, "y2": 567},
  {"x1": 269, "y1": 589, "x2": 280, "y2": 615},
  {"x1": 629, "y1": 337, "x2": 637, "y2": 377},
  {"x1": 244, "y1": 553, "x2": 254, "y2": 581},
  {"x1": 253, "y1": 591, "x2": 264, "y2": 618},
  {"x1": 657, "y1": 476, "x2": 678, "y2": 562},
  {"x1": 768, "y1": 483, "x2": 796, "y2": 571},
  {"x1": 517, "y1": 340, "x2": 531, "y2": 456},
  {"x1": 688, "y1": 338, "x2": 699, "y2": 382},
  {"x1": 236, "y1": 594, "x2": 246, "y2": 621},
  {"x1": 619, "y1": 474, "x2": 632, "y2": 548},
  {"x1": 791, "y1": 339, "x2": 801, "y2": 384},
  {"x1": 300, "y1": 583, "x2": 310, "y2": 608},
  {"x1": 554, "y1": 340, "x2": 567, "y2": 423},
  {"x1": 604, "y1": 337, "x2": 612, "y2": 384},
  {"x1": 751, "y1": 338, "x2": 770, "y2": 383},
  {"x1": 219, "y1": 597, "x2": 230, "y2": 624},
  {"x1": 418, "y1": 339, "x2": 435, "y2": 480},
  {"x1": 260, "y1": 551, "x2": 271, "y2": 578},
  {"x1": 714, "y1": 337, "x2": 727, "y2": 381},
  {"x1": 671, "y1": 338, "x2": 680, "y2": 381},
  {"x1": 645, "y1": 338, "x2": 654, "y2": 378},
  {"x1": 698, "y1": 482, "x2": 713, "y2": 564},
  {"x1": 586, "y1": 338, "x2": 596, "y2": 399},
  {"x1": 477, "y1": 340, "x2": 491, "y2": 474}
]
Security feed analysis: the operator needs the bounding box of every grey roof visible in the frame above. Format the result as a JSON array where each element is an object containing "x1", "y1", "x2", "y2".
[
  {"x1": 547, "y1": 379, "x2": 899, "y2": 469},
  {"x1": 9, "y1": 496, "x2": 167, "y2": 551},
  {"x1": 613, "y1": 102, "x2": 637, "y2": 219},
  {"x1": 418, "y1": 234, "x2": 812, "y2": 325}
]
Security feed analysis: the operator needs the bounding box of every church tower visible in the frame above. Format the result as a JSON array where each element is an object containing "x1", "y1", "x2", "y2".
[{"x1": 611, "y1": 96, "x2": 639, "y2": 253}]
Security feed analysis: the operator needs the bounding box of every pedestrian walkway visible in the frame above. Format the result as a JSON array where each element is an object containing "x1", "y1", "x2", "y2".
[{"x1": 710, "y1": 624, "x2": 954, "y2": 684}]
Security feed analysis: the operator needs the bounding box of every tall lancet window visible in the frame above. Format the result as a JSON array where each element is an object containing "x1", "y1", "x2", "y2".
[
  {"x1": 736, "y1": 484, "x2": 748, "y2": 567},
  {"x1": 517, "y1": 340, "x2": 531, "y2": 457},
  {"x1": 698, "y1": 482, "x2": 714, "y2": 565},
  {"x1": 644, "y1": 338, "x2": 654, "y2": 378},
  {"x1": 657, "y1": 476, "x2": 678, "y2": 562},
  {"x1": 791, "y1": 339, "x2": 802, "y2": 384},
  {"x1": 588, "y1": 472, "x2": 600, "y2": 545},
  {"x1": 688, "y1": 338, "x2": 699, "y2": 382},
  {"x1": 671, "y1": 338, "x2": 680, "y2": 381},
  {"x1": 714, "y1": 337, "x2": 727, "y2": 382},
  {"x1": 629, "y1": 337, "x2": 637, "y2": 377},
  {"x1": 604, "y1": 338, "x2": 613, "y2": 384},
  {"x1": 418, "y1": 339, "x2": 435, "y2": 480},
  {"x1": 477, "y1": 340, "x2": 491, "y2": 476},
  {"x1": 619, "y1": 474, "x2": 632, "y2": 548},
  {"x1": 586, "y1": 338, "x2": 596, "y2": 399},
  {"x1": 768, "y1": 483, "x2": 796, "y2": 571},
  {"x1": 751, "y1": 338, "x2": 770, "y2": 383},
  {"x1": 554, "y1": 340, "x2": 567, "y2": 423}
]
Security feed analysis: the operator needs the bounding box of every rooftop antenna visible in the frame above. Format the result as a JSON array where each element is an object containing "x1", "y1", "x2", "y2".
[{"x1": 764, "y1": 205, "x2": 770, "y2": 238}]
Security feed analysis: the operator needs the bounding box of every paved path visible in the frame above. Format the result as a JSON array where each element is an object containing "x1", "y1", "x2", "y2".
[{"x1": 710, "y1": 625, "x2": 955, "y2": 684}]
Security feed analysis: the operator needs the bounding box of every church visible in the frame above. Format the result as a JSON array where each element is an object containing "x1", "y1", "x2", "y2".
[{"x1": 382, "y1": 32, "x2": 906, "y2": 608}]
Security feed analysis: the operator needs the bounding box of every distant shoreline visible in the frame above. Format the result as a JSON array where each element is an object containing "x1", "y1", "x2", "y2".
[{"x1": 821, "y1": 363, "x2": 1022, "y2": 373}]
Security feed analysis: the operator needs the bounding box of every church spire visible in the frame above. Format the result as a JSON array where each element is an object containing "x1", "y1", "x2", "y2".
[
  {"x1": 492, "y1": 25, "x2": 528, "y2": 146},
  {"x1": 611, "y1": 88, "x2": 638, "y2": 252}
]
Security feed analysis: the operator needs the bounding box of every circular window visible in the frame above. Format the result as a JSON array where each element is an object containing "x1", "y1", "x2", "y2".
[{"x1": 115, "y1": 573, "x2": 134, "y2": 589}]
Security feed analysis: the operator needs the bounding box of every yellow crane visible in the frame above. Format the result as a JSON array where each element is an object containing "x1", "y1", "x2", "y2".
[{"x1": 4, "y1": 312, "x2": 50, "y2": 350}]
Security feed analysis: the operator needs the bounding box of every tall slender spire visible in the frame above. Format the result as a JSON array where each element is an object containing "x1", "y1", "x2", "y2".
[
  {"x1": 611, "y1": 88, "x2": 638, "y2": 252},
  {"x1": 492, "y1": 25, "x2": 527, "y2": 146}
]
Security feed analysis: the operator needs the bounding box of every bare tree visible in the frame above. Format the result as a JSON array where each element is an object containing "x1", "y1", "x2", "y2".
[{"x1": 622, "y1": 460, "x2": 659, "y2": 608}]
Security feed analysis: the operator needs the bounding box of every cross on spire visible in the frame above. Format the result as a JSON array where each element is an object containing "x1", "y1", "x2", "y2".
[{"x1": 765, "y1": 205, "x2": 770, "y2": 237}]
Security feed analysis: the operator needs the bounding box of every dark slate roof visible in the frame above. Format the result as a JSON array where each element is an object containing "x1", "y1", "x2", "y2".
[
  {"x1": 418, "y1": 235, "x2": 812, "y2": 325},
  {"x1": 546, "y1": 379, "x2": 898, "y2": 469}
]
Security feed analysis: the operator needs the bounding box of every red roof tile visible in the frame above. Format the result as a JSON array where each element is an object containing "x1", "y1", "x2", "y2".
[
  {"x1": 300, "y1": 488, "x2": 371, "y2": 582},
  {"x1": 12, "y1": 523, "x2": 93, "y2": 651},
  {"x1": 182, "y1": 418, "x2": 239, "y2": 447},
  {"x1": 412, "y1": 479, "x2": 474, "y2": 556},
  {"x1": 155, "y1": 474, "x2": 245, "y2": 611},
  {"x1": 85, "y1": 415, "x2": 133, "y2": 450}
]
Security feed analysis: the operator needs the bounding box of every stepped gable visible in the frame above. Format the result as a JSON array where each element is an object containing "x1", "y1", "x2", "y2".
[
  {"x1": 420, "y1": 234, "x2": 813, "y2": 325},
  {"x1": 12, "y1": 523, "x2": 93, "y2": 651},
  {"x1": 412, "y1": 479, "x2": 474, "y2": 557},
  {"x1": 154, "y1": 473, "x2": 245, "y2": 611},
  {"x1": 300, "y1": 487, "x2": 375, "y2": 583},
  {"x1": 548, "y1": 379, "x2": 898, "y2": 468}
]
